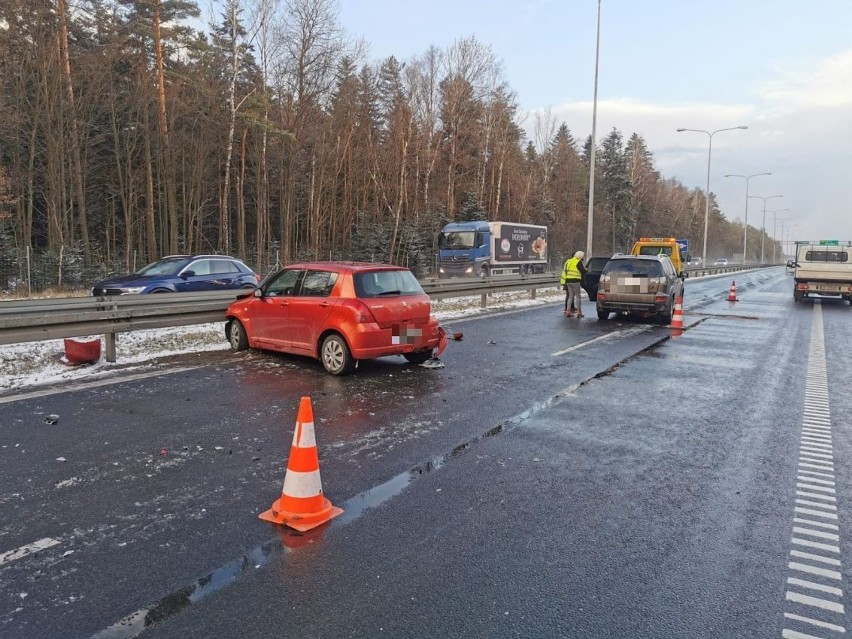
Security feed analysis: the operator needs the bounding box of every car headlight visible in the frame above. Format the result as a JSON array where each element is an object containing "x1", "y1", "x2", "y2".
[{"x1": 122, "y1": 286, "x2": 146, "y2": 294}]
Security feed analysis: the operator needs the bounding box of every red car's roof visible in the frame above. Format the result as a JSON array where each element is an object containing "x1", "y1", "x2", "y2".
[{"x1": 281, "y1": 261, "x2": 409, "y2": 273}]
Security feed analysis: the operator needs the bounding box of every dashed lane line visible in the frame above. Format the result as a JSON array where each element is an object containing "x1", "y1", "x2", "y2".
[
  {"x1": 782, "y1": 301, "x2": 846, "y2": 638},
  {"x1": 0, "y1": 537, "x2": 60, "y2": 566},
  {"x1": 550, "y1": 326, "x2": 650, "y2": 357}
]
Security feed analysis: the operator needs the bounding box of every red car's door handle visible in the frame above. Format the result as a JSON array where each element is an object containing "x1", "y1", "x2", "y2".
[{"x1": 319, "y1": 302, "x2": 330, "y2": 308}]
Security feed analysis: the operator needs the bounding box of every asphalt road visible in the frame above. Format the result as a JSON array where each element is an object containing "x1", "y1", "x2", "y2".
[{"x1": 2, "y1": 267, "x2": 850, "y2": 638}]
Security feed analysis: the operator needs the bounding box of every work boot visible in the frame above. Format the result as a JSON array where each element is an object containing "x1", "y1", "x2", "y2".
[
  {"x1": 565, "y1": 310, "x2": 573, "y2": 317},
  {"x1": 577, "y1": 312, "x2": 584, "y2": 318}
]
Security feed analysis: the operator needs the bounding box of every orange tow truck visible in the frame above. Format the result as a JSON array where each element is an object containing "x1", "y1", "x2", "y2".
[{"x1": 630, "y1": 237, "x2": 687, "y2": 274}]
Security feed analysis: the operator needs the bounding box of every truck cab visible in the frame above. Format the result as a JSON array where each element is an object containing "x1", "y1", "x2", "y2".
[
  {"x1": 437, "y1": 221, "x2": 491, "y2": 278},
  {"x1": 630, "y1": 237, "x2": 686, "y2": 275}
]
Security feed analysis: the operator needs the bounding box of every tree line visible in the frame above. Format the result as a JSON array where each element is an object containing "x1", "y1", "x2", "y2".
[{"x1": 0, "y1": 0, "x2": 777, "y2": 289}]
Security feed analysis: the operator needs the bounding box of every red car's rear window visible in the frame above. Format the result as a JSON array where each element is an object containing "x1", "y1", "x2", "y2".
[{"x1": 354, "y1": 270, "x2": 424, "y2": 298}]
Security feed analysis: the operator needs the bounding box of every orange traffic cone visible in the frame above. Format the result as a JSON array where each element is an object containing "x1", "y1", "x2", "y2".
[
  {"x1": 727, "y1": 281, "x2": 738, "y2": 302},
  {"x1": 259, "y1": 396, "x2": 343, "y2": 531},
  {"x1": 670, "y1": 295, "x2": 684, "y2": 329}
]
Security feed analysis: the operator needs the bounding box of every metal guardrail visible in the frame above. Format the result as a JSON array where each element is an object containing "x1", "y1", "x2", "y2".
[
  {"x1": 0, "y1": 275, "x2": 561, "y2": 361},
  {"x1": 0, "y1": 265, "x2": 770, "y2": 361},
  {"x1": 0, "y1": 289, "x2": 250, "y2": 361}
]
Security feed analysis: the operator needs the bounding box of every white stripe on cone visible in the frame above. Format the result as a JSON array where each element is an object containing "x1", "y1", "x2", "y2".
[
  {"x1": 282, "y1": 469, "x2": 324, "y2": 498},
  {"x1": 292, "y1": 420, "x2": 317, "y2": 448}
]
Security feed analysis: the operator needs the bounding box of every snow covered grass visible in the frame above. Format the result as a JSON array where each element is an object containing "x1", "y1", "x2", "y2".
[{"x1": 0, "y1": 287, "x2": 565, "y2": 392}]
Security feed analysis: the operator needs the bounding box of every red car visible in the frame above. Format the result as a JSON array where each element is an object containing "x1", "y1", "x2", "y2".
[{"x1": 224, "y1": 262, "x2": 444, "y2": 375}]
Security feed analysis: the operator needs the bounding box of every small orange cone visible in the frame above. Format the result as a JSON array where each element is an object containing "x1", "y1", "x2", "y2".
[
  {"x1": 259, "y1": 397, "x2": 343, "y2": 531},
  {"x1": 670, "y1": 295, "x2": 684, "y2": 329},
  {"x1": 727, "y1": 280, "x2": 738, "y2": 302}
]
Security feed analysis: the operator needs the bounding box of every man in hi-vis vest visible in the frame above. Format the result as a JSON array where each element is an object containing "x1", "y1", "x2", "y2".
[{"x1": 560, "y1": 251, "x2": 587, "y2": 318}]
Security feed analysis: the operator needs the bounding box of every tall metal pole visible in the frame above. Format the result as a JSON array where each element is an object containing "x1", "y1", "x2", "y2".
[
  {"x1": 676, "y1": 126, "x2": 748, "y2": 266},
  {"x1": 586, "y1": 0, "x2": 601, "y2": 258},
  {"x1": 748, "y1": 194, "x2": 783, "y2": 264},
  {"x1": 770, "y1": 210, "x2": 791, "y2": 263},
  {"x1": 724, "y1": 173, "x2": 771, "y2": 265}
]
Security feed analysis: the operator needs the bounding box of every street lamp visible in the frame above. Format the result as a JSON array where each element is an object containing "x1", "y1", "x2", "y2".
[
  {"x1": 724, "y1": 172, "x2": 771, "y2": 265},
  {"x1": 782, "y1": 222, "x2": 800, "y2": 261},
  {"x1": 769, "y1": 209, "x2": 791, "y2": 263},
  {"x1": 676, "y1": 126, "x2": 748, "y2": 266},
  {"x1": 586, "y1": 0, "x2": 602, "y2": 258},
  {"x1": 748, "y1": 194, "x2": 783, "y2": 264}
]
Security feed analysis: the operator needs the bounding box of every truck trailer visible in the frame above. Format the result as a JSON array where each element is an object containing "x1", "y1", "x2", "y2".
[{"x1": 437, "y1": 221, "x2": 548, "y2": 278}]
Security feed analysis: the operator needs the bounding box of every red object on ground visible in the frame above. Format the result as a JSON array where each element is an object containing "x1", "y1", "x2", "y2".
[
  {"x1": 63, "y1": 338, "x2": 101, "y2": 365},
  {"x1": 727, "y1": 281, "x2": 738, "y2": 302}
]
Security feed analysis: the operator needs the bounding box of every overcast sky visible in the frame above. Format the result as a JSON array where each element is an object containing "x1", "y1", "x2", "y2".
[{"x1": 340, "y1": 0, "x2": 852, "y2": 252}]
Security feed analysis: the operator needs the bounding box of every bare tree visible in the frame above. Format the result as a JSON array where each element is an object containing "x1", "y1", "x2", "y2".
[{"x1": 57, "y1": 0, "x2": 90, "y2": 259}]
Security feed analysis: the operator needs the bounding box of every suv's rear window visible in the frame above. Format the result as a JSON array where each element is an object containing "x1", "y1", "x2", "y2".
[
  {"x1": 355, "y1": 270, "x2": 424, "y2": 297},
  {"x1": 603, "y1": 259, "x2": 664, "y2": 277}
]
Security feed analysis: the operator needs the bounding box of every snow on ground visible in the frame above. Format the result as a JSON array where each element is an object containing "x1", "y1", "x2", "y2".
[{"x1": 0, "y1": 288, "x2": 566, "y2": 393}]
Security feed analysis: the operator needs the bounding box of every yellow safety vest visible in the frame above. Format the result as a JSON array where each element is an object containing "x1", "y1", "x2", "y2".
[{"x1": 561, "y1": 257, "x2": 581, "y2": 284}]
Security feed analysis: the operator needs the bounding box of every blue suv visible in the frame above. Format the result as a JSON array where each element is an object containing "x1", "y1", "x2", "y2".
[{"x1": 91, "y1": 255, "x2": 260, "y2": 295}]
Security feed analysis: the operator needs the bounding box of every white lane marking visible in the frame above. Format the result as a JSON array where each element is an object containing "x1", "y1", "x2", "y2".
[
  {"x1": 783, "y1": 628, "x2": 833, "y2": 639},
  {"x1": 797, "y1": 484, "x2": 837, "y2": 495},
  {"x1": 800, "y1": 440, "x2": 834, "y2": 449},
  {"x1": 795, "y1": 491, "x2": 837, "y2": 502},
  {"x1": 795, "y1": 500, "x2": 837, "y2": 511},
  {"x1": 784, "y1": 612, "x2": 846, "y2": 633},
  {"x1": 783, "y1": 302, "x2": 846, "y2": 638},
  {"x1": 0, "y1": 537, "x2": 60, "y2": 566},
  {"x1": 798, "y1": 450, "x2": 834, "y2": 460},
  {"x1": 792, "y1": 538, "x2": 840, "y2": 553},
  {"x1": 798, "y1": 469, "x2": 836, "y2": 480},
  {"x1": 789, "y1": 562, "x2": 843, "y2": 580},
  {"x1": 795, "y1": 507, "x2": 839, "y2": 520},
  {"x1": 550, "y1": 326, "x2": 649, "y2": 357},
  {"x1": 794, "y1": 518, "x2": 840, "y2": 531},
  {"x1": 787, "y1": 577, "x2": 843, "y2": 597},
  {"x1": 793, "y1": 527, "x2": 840, "y2": 542},
  {"x1": 791, "y1": 550, "x2": 842, "y2": 566},
  {"x1": 798, "y1": 457, "x2": 834, "y2": 466},
  {"x1": 786, "y1": 590, "x2": 845, "y2": 613},
  {"x1": 797, "y1": 476, "x2": 836, "y2": 486}
]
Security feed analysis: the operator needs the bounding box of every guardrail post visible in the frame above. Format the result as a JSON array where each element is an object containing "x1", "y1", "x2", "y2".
[
  {"x1": 105, "y1": 332, "x2": 117, "y2": 363},
  {"x1": 480, "y1": 293, "x2": 487, "y2": 309},
  {"x1": 530, "y1": 287, "x2": 536, "y2": 300}
]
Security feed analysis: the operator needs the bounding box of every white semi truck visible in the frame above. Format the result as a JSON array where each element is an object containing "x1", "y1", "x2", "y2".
[{"x1": 792, "y1": 240, "x2": 852, "y2": 304}]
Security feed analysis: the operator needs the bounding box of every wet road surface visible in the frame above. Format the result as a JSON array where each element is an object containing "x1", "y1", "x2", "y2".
[{"x1": 2, "y1": 267, "x2": 851, "y2": 638}]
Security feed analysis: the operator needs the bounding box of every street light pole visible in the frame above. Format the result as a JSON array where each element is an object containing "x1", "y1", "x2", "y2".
[
  {"x1": 769, "y1": 210, "x2": 791, "y2": 263},
  {"x1": 676, "y1": 126, "x2": 748, "y2": 267},
  {"x1": 586, "y1": 0, "x2": 602, "y2": 258},
  {"x1": 782, "y1": 223, "x2": 800, "y2": 260},
  {"x1": 724, "y1": 172, "x2": 771, "y2": 265},
  {"x1": 748, "y1": 194, "x2": 783, "y2": 264}
]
